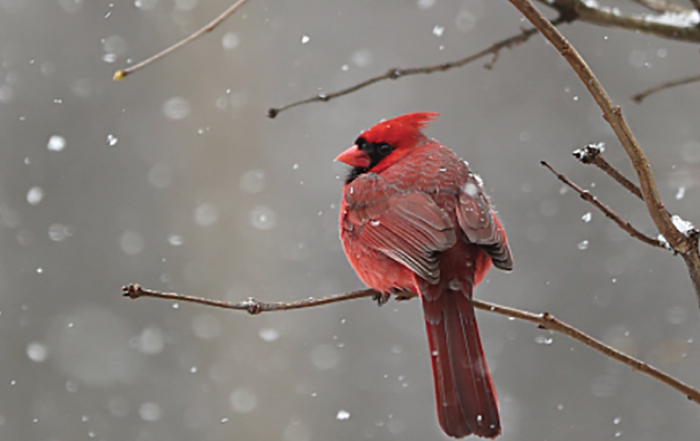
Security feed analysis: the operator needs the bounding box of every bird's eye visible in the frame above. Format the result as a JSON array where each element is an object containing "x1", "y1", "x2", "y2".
[
  {"x1": 378, "y1": 143, "x2": 393, "y2": 156},
  {"x1": 356, "y1": 138, "x2": 371, "y2": 152}
]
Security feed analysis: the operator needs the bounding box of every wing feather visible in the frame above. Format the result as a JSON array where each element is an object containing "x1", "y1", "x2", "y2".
[
  {"x1": 347, "y1": 191, "x2": 456, "y2": 283},
  {"x1": 456, "y1": 175, "x2": 513, "y2": 271}
]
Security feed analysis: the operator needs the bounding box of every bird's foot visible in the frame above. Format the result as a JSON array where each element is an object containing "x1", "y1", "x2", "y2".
[{"x1": 372, "y1": 291, "x2": 391, "y2": 306}]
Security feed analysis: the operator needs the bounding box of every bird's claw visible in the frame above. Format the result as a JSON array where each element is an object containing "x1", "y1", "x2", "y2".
[{"x1": 373, "y1": 291, "x2": 391, "y2": 306}]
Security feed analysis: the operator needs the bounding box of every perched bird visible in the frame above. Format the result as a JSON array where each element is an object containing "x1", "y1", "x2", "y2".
[{"x1": 336, "y1": 112, "x2": 512, "y2": 438}]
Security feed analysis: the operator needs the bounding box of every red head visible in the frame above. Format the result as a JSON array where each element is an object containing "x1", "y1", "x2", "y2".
[{"x1": 336, "y1": 112, "x2": 439, "y2": 182}]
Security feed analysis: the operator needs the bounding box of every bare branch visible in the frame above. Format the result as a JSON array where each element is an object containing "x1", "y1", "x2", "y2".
[
  {"x1": 267, "y1": 19, "x2": 570, "y2": 118},
  {"x1": 629, "y1": 0, "x2": 690, "y2": 13},
  {"x1": 573, "y1": 144, "x2": 644, "y2": 200},
  {"x1": 569, "y1": 144, "x2": 700, "y2": 295},
  {"x1": 138, "y1": 0, "x2": 700, "y2": 118},
  {"x1": 122, "y1": 283, "x2": 700, "y2": 406},
  {"x1": 509, "y1": 0, "x2": 700, "y2": 305},
  {"x1": 489, "y1": 300, "x2": 700, "y2": 406},
  {"x1": 538, "y1": 0, "x2": 700, "y2": 43},
  {"x1": 682, "y1": 238, "x2": 700, "y2": 298},
  {"x1": 541, "y1": 161, "x2": 666, "y2": 248},
  {"x1": 113, "y1": 0, "x2": 250, "y2": 80},
  {"x1": 555, "y1": 148, "x2": 700, "y2": 294},
  {"x1": 632, "y1": 73, "x2": 700, "y2": 103},
  {"x1": 122, "y1": 283, "x2": 378, "y2": 314},
  {"x1": 572, "y1": 144, "x2": 700, "y2": 298}
]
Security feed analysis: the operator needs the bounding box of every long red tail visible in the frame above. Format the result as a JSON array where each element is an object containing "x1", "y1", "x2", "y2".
[{"x1": 421, "y1": 279, "x2": 500, "y2": 438}]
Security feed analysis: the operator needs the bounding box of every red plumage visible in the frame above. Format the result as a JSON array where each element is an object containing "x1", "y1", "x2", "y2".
[{"x1": 337, "y1": 112, "x2": 512, "y2": 438}]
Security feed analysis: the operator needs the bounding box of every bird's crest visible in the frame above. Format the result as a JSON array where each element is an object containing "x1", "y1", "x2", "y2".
[
  {"x1": 382, "y1": 111, "x2": 439, "y2": 130},
  {"x1": 360, "y1": 112, "x2": 439, "y2": 146}
]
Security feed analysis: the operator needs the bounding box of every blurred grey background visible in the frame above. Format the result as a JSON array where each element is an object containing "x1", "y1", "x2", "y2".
[{"x1": 1, "y1": 0, "x2": 700, "y2": 440}]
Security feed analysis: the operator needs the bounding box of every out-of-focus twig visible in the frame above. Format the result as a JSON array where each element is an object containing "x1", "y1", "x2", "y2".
[
  {"x1": 122, "y1": 283, "x2": 700, "y2": 406},
  {"x1": 632, "y1": 73, "x2": 700, "y2": 103},
  {"x1": 267, "y1": 18, "x2": 570, "y2": 118},
  {"x1": 541, "y1": 161, "x2": 665, "y2": 248},
  {"x1": 573, "y1": 144, "x2": 644, "y2": 200},
  {"x1": 629, "y1": 0, "x2": 689, "y2": 13},
  {"x1": 113, "y1": 0, "x2": 250, "y2": 80},
  {"x1": 509, "y1": 0, "x2": 700, "y2": 305},
  {"x1": 538, "y1": 0, "x2": 700, "y2": 43}
]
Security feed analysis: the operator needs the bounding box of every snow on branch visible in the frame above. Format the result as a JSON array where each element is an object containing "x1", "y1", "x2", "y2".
[
  {"x1": 509, "y1": 0, "x2": 700, "y2": 305},
  {"x1": 538, "y1": 0, "x2": 700, "y2": 42}
]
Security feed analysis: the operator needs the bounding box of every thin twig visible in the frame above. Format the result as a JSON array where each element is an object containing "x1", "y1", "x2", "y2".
[
  {"x1": 541, "y1": 161, "x2": 665, "y2": 248},
  {"x1": 113, "y1": 0, "x2": 250, "y2": 80},
  {"x1": 267, "y1": 18, "x2": 569, "y2": 118},
  {"x1": 122, "y1": 283, "x2": 377, "y2": 314},
  {"x1": 538, "y1": 0, "x2": 700, "y2": 43},
  {"x1": 573, "y1": 144, "x2": 644, "y2": 200},
  {"x1": 487, "y1": 299, "x2": 700, "y2": 406},
  {"x1": 569, "y1": 148, "x2": 700, "y2": 290},
  {"x1": 508, "y1": 0, "x2": 700, "y2": 305},
  {"x1": 121, "y1": 283, "x2": 700, "y2": 406},
  {"x1": 632, "y1": 73, "x2": 700, "y2": 103},
  {"x1": 629, "y1": 0, "x2": 690, "y2": 13}
]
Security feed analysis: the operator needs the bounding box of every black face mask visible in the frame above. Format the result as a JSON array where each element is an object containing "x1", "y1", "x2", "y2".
[{"x1": 345, "y1": 137, "x2": 395, "y2": 183}]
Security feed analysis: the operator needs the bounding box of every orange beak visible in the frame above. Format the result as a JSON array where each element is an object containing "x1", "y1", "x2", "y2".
[{"x1": 335, "y1": 145, "x2": 371, "y2": 168}]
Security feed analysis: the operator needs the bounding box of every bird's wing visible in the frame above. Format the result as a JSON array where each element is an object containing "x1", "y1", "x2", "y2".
[
  {"x1": 345, "y1": 184, "x2": 456, "y2": 284},
  {"x1": 455, "y1": 174, "x2": 513, "y2": 271}
]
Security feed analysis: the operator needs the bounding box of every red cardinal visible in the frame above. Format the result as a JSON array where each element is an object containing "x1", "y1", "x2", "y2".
[{"x1": 336, "y1": 112, "x2": 512, "y2": 438}]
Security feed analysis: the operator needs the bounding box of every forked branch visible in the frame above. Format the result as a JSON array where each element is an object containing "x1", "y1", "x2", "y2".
[
  {"x1": 541, "y1": 161, "x2": 665, "y2": 248},
  {"x1": 267, "y1": 18, "x2": 569, "y2": 118},
  {"x1": 507, "y1": 0, "x2": 700, "y2": 305},
  {"x1": 572, "y1": 144, "x2": 644, "y2": 201},
  {"x1": 538, "y1": 0, "x2": 700, "y2": 43}
]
